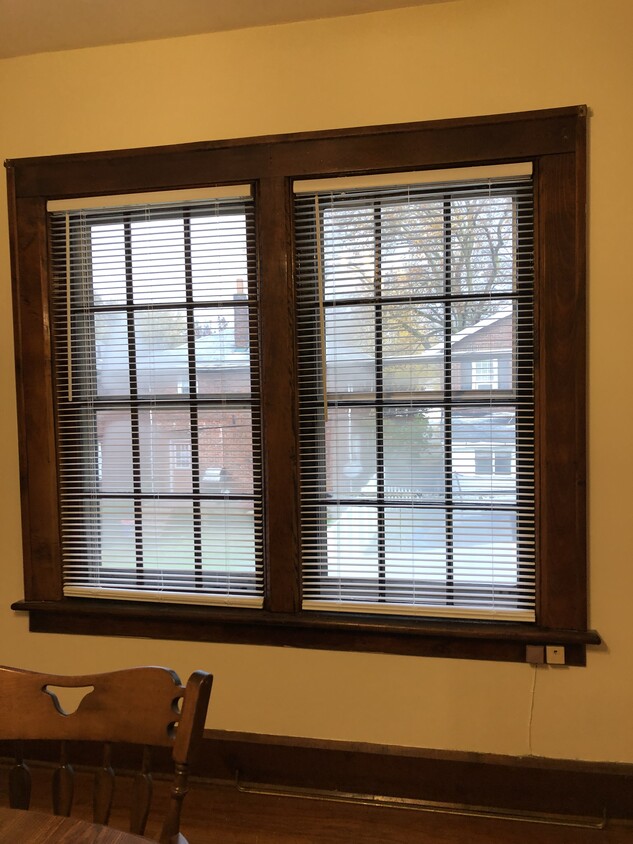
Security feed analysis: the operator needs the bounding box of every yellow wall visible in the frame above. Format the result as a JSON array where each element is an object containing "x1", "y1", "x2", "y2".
[{"x1": 1, "y1": 0, "x2": 632, "y2": 763}]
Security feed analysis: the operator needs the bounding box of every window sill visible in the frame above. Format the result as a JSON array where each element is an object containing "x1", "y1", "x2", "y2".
[{"x1": 12, "y1": 599, "x2": 601, "y2": 665}]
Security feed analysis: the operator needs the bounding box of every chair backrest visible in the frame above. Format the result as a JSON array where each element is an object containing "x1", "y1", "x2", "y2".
[{"x1": 0, "y1": 665, "x2": 212, "y2": 843}]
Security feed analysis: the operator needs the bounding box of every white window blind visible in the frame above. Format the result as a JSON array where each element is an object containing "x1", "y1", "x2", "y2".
[
  {"x1": 294, "y1": 168, "x2": 535, "y2": 621},
  {"x1": 48, "y1": 188, "x2": 263, "y2": 606}
]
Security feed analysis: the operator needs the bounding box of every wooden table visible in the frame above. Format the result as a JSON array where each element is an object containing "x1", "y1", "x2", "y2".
[{"x1": 0, "y1": 807, "x2": 153, "y2": 842}]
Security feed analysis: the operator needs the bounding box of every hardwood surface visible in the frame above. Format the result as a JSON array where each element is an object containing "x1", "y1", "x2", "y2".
[
  {"x1": 0, "y1": 806, "x2": 151, "y2": 842},
  {"x1": 5, "y1": 766, "x2": 633, "y2": 843},
  {"x1": 180, "y1": 782, "x2": 633, "y2": 844}
]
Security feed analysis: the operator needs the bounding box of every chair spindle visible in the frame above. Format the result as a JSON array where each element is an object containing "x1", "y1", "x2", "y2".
[
  {"x1": 93, "y1": 742, "x2": 115, "y2": 825},
  {"x1": 52, "y1": 740, "x2": 74, "y2": 816},
  {"x1": 159, "y1": 761, "x2": 190, "y2": 844},
  {"x1": 130, "y1": 744, "x2": 153, "y2": 835},
  {"x1": 9, "y1": 741, "x2": 31, "y2": 810}
]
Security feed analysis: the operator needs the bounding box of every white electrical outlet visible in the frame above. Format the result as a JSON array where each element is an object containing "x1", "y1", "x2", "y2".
[{"x1": 546, "y1": 645, "x2": 566, "y2": 665}]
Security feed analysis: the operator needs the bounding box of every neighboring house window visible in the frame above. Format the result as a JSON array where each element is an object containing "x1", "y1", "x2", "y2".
[
  {"x1": 471, "y1": 358, "x2": 499, "y2": 390},
  {"x1": 474, "y1": 449, "x2": 513, "y2": 476},
  {"x1": 170, "y1": 441, "x2": 192, "y2": 471},
  {"x1": 6, "y1": 107, "x2": 598, "y2": 662}
]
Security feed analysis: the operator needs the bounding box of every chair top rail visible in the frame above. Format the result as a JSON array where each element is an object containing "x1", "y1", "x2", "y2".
[{"x1": 0, "y1": 665, "x2": 203, "y2": 748}]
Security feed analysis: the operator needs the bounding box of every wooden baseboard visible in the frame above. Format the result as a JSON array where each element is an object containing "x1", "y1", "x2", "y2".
[
  {"x1": 197, "y1": 731, "x2": 633, "y2": 821},
  {"x1": 2, "y1": 732, "x2": 632, "y2": 821}
]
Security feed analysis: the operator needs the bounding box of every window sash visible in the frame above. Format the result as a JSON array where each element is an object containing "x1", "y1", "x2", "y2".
[
  {"x1": 49, "y1": 194, "x2": 264, "y2": 606},
  {"x1": 295, "y1": 175, "x2": 535, "y2": 621}
]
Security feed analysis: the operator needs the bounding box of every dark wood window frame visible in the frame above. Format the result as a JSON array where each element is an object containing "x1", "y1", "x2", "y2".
[{"x1": 6, "y1": 106, "x2": 599, "y2": 663}]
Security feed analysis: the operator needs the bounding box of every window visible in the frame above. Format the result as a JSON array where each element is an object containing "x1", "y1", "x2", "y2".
[
  {"x1": 48, "y1": 191, "x2": 262, "y2": 606},
  {"x1": 6, "y1": 107, "x2": 598, "y2": 662},
  {"x1": 295, "y1": 172, "x2": 533, "y2": 620},
  {"x1": 471, "y1": 359, "x2": 499, "y2": 390}
]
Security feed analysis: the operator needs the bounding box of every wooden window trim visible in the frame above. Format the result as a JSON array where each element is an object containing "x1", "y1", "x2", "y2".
[{"x1": 6, "y1": 106, "x2": 599, "y2": 663}]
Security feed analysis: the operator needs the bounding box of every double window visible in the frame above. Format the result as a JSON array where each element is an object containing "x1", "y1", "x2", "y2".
[{"x1": 6, "y1": 107, "x2": 597, "y2": 661}]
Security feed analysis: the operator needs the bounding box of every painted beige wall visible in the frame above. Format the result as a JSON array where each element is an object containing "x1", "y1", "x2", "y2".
[{"x1": 1, "y1": 0, "x2": 632, "y2": 763}]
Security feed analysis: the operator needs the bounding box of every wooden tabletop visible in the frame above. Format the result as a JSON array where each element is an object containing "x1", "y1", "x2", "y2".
[{"x1": 0, "y1": 807, "x2": 152, "y2": 842}]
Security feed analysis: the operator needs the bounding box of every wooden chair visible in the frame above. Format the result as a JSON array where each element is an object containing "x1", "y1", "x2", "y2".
[{"x1": 0, "y1": 665, "x2": 212, "y2": 843}]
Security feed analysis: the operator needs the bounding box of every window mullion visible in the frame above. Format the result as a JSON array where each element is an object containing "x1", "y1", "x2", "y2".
[
  {"x1": 123, "y1": 217, "x2": 145, "y2": 583},
  {"x1": 443, "y1": 198, "x2": 455, "y2": 604},
  {"x1": 373, "y1": 201, "x2": 387, "y2": 602},
  {"x1": 183, "y1": 212, "x2": 203, "y2": 586},
  {"x1": 257, "y1": 176, "x2": 300, "y2": 613}
]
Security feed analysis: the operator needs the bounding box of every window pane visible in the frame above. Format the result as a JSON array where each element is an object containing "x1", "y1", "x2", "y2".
[
  {"x1": 322, "y1": 205, "x2": 375, "y2": 300},
  {"x1": 383, "y1": 408, "x2": 444, "y2": 501},
  {"x1": 451, "y1": 195, "x2": 515, "y2": 296},
  {"x1": 325, "y1": 305, "x2": 375, "y2": 395},
  {"x1": 95, "y1": 311, "x2": 130, "y2": 397},
  {"x1": 98, "y1": 410, "x2": 133, "y2": 493},
  {"x1": 452, "y1": 409, "x2": 517, "y2": 505},
  {"x1": 135, "y1": 309, "x2": 189, "y2": 396},
  {"x1": 141, "y1": 500, "x2": 194, "y2": 571},
  {"x1": 200, "y1": 500, "x2": 256, "y2": 574},
  {"x1": 452, "y1": 509, "x2": 520, "y2": 585},
  {"x1": 138, "y1": 408, "x2": 192, "y2": 494},
  {"x1": 324, "y1": 407, "x2": 376, "y2": 498},
  {"x1": 199, "y1": 409, "x2": 254, "y2": 496},
  {"x1": 384, "y1": 508, "x2": 447, "y2": 581},
  {"x1": 451, "y1": 300, "x2": 514, "y2": 392},
  {"x1": 91, "y1": 223, "x2": 127, "y2": 306},
  {"x1": 381, "y1": 199, "x2": 445, "y2": 297},
  {"x1": 131, "y1": 218, "x2": 186, "y2": 303},
  {"x1": 191, "y1": 213, "x2": 249, "y2": 301},
  {"x1": 193, "y1": 308, "x2": 252, "y2": 396},
  {"x1": 99, "y1": 499, "x2": 136, "y2": 568},
  {"x1": 325, "y1": 505, "x2": 378, "y2": 579},
  {"x1": 383, "y1": 303, "x2": 444, "y2": 394}
]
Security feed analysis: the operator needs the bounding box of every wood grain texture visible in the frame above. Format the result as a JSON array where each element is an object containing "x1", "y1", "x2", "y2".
[
  {"x1": 536, "y1": 149, "x2": 587, "y2": 631},
  {"x1": 179, "y1": 781, "x2": 633, "y2": 844},
  {"x1": 2, "y1": 757, "x2": 633, "y2": 844},
  {"x1": 0, "y1": 806, "x2": 152, "y2": 843},
  {"x1": 0, "y1": 665, "x2": 212, "y2": 842},
  {"x1": 257, "y1": 176, "x2": 301, "y2": 613}
]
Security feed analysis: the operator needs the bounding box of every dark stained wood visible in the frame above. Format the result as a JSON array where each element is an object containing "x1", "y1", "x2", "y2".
[
  {"x1": 0, "y1": 665, "x2": 212, "y2": 842},
  {"x1": 177, "y1": 781, "x2": 633, "y2": 844},
  {"x1": 257, "y1": 176, "x2": 301, "y2": 614},
  {"x1": 194, "y1": 730, "x2": 633, "y2": 823},
  {"x1": 7, "y1": 192, "x2": 62, "y2": 602},
  {"x1": 8, "y1": 108, "x2": 583, "y2": 200},
  {"x1": 6, "y1": 769, "x2": 633, "y2": 844},
  {"x1": 6, "y1": 105, "x2": 592, "y2": 662},
  {"x1": 51, "y1": 742, "x2": 73, "y2": 816},
  {"x1": 0, "y1": 806, "x2": 152, "y2": 843},
  {"x1": 3, "y1": 730, "x2": 632, "y2": 823},
  {"x1": 129, "y1": 748, "x2": 152, "y2": 838},
  {"x1": 536, "y1": 147, "x2": 587, "y2": 630},
  {"x1": 15, "y1": 598, "x2": 599, "y2": 664},
  {"x1": 8, "y1": 745, "x2": 30, "y2": 810},
  {"x1": 93, "y1": 745, "x2": 114, "y2": 825}
]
